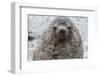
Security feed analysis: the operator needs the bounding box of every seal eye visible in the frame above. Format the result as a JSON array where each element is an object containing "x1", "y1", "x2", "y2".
[
  {"x1": 54, "y1": 27, "x2": 57, "y2": 30},
  {"x1": 68, "y1": 26, "x2": 71, "y2": 30}
]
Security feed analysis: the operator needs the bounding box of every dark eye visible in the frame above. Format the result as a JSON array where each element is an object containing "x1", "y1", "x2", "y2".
[
  {"x1": 68, "y1": 26, "x2": 71, "y2": 30},
  {"x1": 54, "y1": 27, "x2": 57, "y2": 30}
]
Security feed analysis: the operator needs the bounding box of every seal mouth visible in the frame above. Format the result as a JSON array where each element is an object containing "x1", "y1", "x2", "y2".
[{"x1": 59, "y1": 32, "x2": 66, "y2": 39}]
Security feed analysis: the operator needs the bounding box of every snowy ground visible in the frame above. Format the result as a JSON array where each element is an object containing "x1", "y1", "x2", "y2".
[{"x1": 28, "y1": 15, "x2": 88, "y2": 61}]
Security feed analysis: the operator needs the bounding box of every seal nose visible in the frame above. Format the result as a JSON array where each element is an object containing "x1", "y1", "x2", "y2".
[{"x1": 60, "y1": 29, "x2": 65, "y2": 33}]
